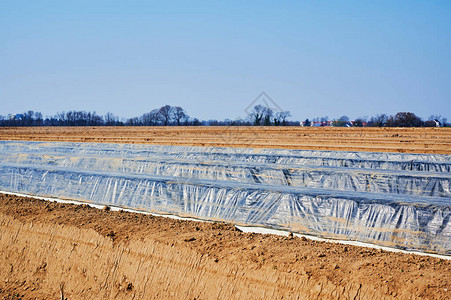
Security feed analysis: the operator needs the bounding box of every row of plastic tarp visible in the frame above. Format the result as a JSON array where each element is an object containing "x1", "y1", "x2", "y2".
[{"x1": 0, "y1": 141, "x2": 450, "y2": 255}]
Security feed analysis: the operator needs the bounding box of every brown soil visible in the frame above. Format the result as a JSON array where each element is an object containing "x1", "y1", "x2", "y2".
[
  {"x1": 0, "y1": 126, "x2": 450, "y2": 154},
  {"x1": 0, "y1": 194, "x2": 450, "y2": 299}
]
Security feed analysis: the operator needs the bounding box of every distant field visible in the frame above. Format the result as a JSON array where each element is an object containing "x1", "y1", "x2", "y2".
[{"x1": 0, "y1": 126, "x2": 450, "y2": 154}]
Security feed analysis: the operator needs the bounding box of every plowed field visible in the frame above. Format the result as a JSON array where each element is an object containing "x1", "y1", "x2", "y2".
[{"x1": 1, "y1": 126, "x2": 450, "y2": 154}]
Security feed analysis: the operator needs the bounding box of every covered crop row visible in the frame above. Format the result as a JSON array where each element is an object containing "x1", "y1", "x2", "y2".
[{"x1": 0, "y1": 141, "x2": 450, "y2": 254}]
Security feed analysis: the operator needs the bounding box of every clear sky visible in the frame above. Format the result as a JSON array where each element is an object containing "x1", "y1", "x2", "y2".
[{"x1": 1, "y1": 1, "x2": 450, "y2": 121}]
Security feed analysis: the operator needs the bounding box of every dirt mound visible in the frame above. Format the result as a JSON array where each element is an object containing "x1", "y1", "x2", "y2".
[
  {"x1": 0, "y1": 194, "x2": 449, "y2": 299},
  {"x1": 1, "y1": 126, "x2": 450, "y2": 154}
]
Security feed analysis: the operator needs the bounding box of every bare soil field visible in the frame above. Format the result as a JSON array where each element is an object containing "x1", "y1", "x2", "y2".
[
  {"x1": 0, "y1": 194, "x2": 450, "y2": 299},
  {"x1": 0, "y1": 126, "x2": 450, "y2": 154}
]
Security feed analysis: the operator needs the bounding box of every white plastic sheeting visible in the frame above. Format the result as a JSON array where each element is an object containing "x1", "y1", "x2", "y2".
[{"x1": 0, "y1": 141, "x2": 450, "y2": 255}]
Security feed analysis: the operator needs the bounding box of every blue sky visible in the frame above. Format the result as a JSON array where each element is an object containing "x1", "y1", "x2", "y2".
[{"x1": 1, "y1": 1, "x2": 450, "y2": 121}]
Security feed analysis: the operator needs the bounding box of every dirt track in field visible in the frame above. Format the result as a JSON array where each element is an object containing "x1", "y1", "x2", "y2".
[
  {"x1": 0, "y1": 194, "x2": 450, "y2": 299},
  {"x1": 0, "y1": 126, "x2": 450, "y2": 154}
]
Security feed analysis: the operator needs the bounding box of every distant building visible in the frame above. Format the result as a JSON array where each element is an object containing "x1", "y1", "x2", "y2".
[
  {"x1": 8, "y1": 114, "x2": 23, "y2": 120},
  {"x1": 300, "y1": 121, "x2": 333, "y2": 127}
]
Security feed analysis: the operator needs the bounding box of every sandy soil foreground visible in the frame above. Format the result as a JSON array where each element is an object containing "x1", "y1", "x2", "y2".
[
  {"x1": 1, "y1": 126, "x2": 450, "y2": 154},
  {"x1": 0, "y1": 194, "x2": 450, "y2": 299}
]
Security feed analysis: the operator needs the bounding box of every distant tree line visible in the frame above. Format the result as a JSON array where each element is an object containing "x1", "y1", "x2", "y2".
[
  {"x1": 0, "y1": 110, "x2": 110, "y2": 127},
  {"x1": 0, "y1": 105, "x2": 198, "y2": 127},
  {"x1": 0, "y1": 106, "x2": 447, "y2": 127},
  {"x1": 248, "y1": 105, "x2": 292, "y2": 126},
  {"x1": 302, "y1": 112, "x2": 447, "y2": 127},
  {"x1": 0, "y1": 104, "x2": 295, "y2": 127},
  {"x1": 365, "y1": 113, "x2": 447, "y2": 127},
  {"x1": 124, "y1": 105, "x2": 201, "y2": 126}
]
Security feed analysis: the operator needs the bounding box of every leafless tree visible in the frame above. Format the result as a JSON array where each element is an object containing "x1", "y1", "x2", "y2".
[
  {"x1": 174, "y1": 106, "x2": 188, "y2": 126},
  {"x1": 159, "y1": 105, "x2": 175, "y2": 126},
  {"x1": 249, "y1": 105, "x2": 273, "y2": 126},
  {"x1": 104, "y1": 112, "x2": 119, "y2": 126},
  {"x1": 368, "y1": 114, "x2": 388, "y2": 127},
  {"x1": 274, "y1": 111, "x2": 291, "y2": 126},
  {"x1": 141, "y1": 109, "x2": 163, "y2": 126}
]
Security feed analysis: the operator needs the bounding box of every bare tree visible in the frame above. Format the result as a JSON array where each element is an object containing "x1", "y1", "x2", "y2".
[
  {"x1": 35, "y1": 112, "x2": 43, "y2": 126},
  {"x1": 23, "y1": 110, "x2": 35, "y2": 126},
  {"x1": 141, "y1": 112, "x2": 153, "y2": 126},
  {"x1": 173, "y1": 106, "x2": 189, "y2": 126},
  {"x1": 104, "y1": 112, "x2": 119, "y2": 126},
  {"x1": 368, "y1": 114, "x2": 388, "y2": 127},
  {"x1": 274, "y1": 111, "x2": 291, "y2": 126},
  {"x1": 126, "y1": 117, "x2": 141, "y2": 126},
  {"x1": 263, "y1": 108, "x2": 273, "y2": 126},
  {"x1": 159, "y1": 105, "x2": 175, "y2": 126},
  {"x1": 150, "y1": 109, "x2": 164, "y2": 125},
  {"x1": 249, "y1": 105, "x2": 273, "y2": 126},
  {"x1": 141, "y1": 109, "x2": 163, "y2": 126}
]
